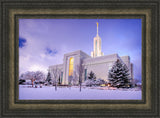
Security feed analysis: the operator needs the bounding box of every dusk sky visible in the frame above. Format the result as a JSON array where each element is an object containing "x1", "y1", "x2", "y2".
[{"x1": 19, "y1": 19, "x2": 142, "y2": 80}]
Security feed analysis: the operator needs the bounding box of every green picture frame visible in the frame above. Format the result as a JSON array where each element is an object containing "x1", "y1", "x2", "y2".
[{"x1": 0, "y1": 0, "x2": 159, "y2": 117}]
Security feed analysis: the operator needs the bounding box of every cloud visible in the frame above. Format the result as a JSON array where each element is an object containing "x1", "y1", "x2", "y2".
[
  {"x1": 19, "y1": 37, "x2": 27, "y2": 48},
  {"x1": 19, "y1": 35, "x2": 70, "y2": 75},
  {"x1": 45, "y1": 48, "x2": 58, "y2": 56}
]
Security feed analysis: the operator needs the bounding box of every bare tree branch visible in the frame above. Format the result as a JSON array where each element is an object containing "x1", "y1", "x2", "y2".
[
  {"x1": 76, "y1": 59, "x2": 85, "y2": 91},
  {"x1": 51, "y1": 66, "x2": 62, "y2": 91}
]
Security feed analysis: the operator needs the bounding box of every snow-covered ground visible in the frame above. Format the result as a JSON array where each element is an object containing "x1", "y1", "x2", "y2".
[{"x1": 19, "y1": 85, "x2": 142, "y2": 100}]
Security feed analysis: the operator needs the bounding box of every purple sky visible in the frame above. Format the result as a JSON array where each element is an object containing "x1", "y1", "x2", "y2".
[{"x1": 19, "y1": 19, "x2": 142, "y2": 80}]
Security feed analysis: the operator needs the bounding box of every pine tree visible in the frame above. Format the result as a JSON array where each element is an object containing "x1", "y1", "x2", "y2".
[
  {"x1": 88, "y1": 71, "x2": 96, "y2": 81},
  {"x1": 108, "y1": 59, "x2": 131, "y2": 88},
  {"x1": 58, "y1": 76, "x2": 61, "y2": 85},
  {"x1": 46, "y1": 72, "x2": 51, "y2": 82}
]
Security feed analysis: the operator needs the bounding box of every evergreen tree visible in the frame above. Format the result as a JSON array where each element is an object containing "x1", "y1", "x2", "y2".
[
  {"x1": 46, "y1": 72, "x2": 51, "y2": 82},
  {"x1": 108, "y1": 59, "x2": 131, "y2": 88},
  {"x1": 88, "y1": 71, "x2": 96, "y2": 81},
  {"x1": 58, "y1": 76, "x2": 61, "y2": 85}
]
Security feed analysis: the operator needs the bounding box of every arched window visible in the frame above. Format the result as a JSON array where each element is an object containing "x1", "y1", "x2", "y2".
[{"x1": 69, "y1": 57, "x2": 74, "y2": 76}]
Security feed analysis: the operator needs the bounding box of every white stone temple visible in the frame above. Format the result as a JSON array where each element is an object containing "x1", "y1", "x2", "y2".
[{"x1": 49, "y1": 22, "x2": 133, "y2": 85}]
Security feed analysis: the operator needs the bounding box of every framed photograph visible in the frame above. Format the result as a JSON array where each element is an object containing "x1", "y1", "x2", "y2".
[
  {"x1": 0, "y1": 0, "x2": 159, "y2": 117},
  {"x1": 19, "y1": 19, "x2": 142, "y2": 100}
]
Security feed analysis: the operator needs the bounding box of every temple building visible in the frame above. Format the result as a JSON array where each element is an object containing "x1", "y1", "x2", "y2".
[{"x1": 48, "y1": 22, "x2": 133, "y2": 85}]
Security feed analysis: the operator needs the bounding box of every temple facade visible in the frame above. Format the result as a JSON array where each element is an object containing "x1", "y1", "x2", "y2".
[{"x1": 48, "y1": 22, "x2": 133, "y2": 85}]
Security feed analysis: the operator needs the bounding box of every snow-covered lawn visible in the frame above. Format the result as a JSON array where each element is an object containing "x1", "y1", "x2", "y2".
[{"x1": 19, "y1": 85, "x2": 142, "y2": 100}]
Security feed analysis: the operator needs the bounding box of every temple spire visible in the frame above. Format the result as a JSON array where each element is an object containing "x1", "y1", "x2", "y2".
[
  {"x1": 91, "y1": 22, "x2": 104, "y2": 57},
  {"x1": 96, "y1": 22, "x2": 99, "y2": 36}
]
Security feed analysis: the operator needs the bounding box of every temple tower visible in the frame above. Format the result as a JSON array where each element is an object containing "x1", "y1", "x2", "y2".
[{"x1": 91, "y1": 22, "x2": 104, "y2": 57}]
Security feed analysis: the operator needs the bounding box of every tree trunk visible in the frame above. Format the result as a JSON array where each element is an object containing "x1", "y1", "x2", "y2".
[
  {"x1": 80, "y1": 83, "x2": 81, "y2": 92},
  {"x1": 31, "y1": 79, "x2": 34, "y2": 87},
  {"x1": 55, "y1": 83, "x2": 57, "y2": 91}
]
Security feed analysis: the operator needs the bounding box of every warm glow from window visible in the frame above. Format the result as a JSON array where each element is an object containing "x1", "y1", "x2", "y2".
[{"x1": 69, "y1": 57, "x2": 74, "y2": 76}]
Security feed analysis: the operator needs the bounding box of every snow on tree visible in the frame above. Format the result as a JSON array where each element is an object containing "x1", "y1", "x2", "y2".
[
  {"x1": 19, "y1": 71, "x2": 45, "y2": 87},
  {"x1": 83, "y1": 78, "x2": 105, "y2": 87},
  {"x1": 75, "y1": 59, "x2": 85, "y2": 91},
  {"x1": 82, "y1": 71, "x2": 105, "y2": 87},
  {"x1": 82, "y1": 79, "x2": 95, "y2": 87},
  {"x1": 73, "y1": 71, "x2": 78, "y2": 85},
  {"x1": 108, "y1": 59, "x2": 131, "y2": 88},
  {"x1": 94, "y1": 78, "x2": 105, "y2": 86},
  {"x1": 68, "y1": 75, "x2": 73, "y2": 85},
  {"x1": 68, "y1": 71, "x2": 78, "y2": 86},
  {"x1": 19, "y1": 71, "x2": 35, "y2": 80},
  {"x1": 82, "y1": 71, "x2": 96, "y2": 87},
  {"x1": 19, "y1": 71, "x2": 45, "y2": 81},
  {"x1": 34, "y1": 71, "x2": 45, "y2": 81},
  {"x1": 50, "y1": 66, "x2": 62, "y2": 91},
  {"x1": 88, "y1": 71, "x2": 96, "y2": 81}
]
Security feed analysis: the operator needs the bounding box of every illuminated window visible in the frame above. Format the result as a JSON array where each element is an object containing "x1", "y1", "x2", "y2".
[{"x1": 69, "y1": 57, "x2": 74, "y2": 76}]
